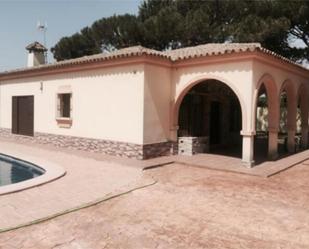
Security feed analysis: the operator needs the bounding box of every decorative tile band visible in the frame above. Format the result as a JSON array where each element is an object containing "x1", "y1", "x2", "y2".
[
  {"x1": 0, "y1": 128, "x2": 176, "y2": 160},
  {"x1": 143, "y1": 141, "x2": 177, "y2": 159}
]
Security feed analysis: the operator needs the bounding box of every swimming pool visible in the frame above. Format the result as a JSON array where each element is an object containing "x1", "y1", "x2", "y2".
[{"x1": 0, "y1": 154, "x2": 45, "y2": 187}]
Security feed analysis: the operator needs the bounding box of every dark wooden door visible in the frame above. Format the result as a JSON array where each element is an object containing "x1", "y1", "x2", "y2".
[
  {"x1": 210, "y1": 101, "x2": 221, "y2": 145},
  {"x1": 12, "y1": 96, "x2": 34, "y2": 136}
]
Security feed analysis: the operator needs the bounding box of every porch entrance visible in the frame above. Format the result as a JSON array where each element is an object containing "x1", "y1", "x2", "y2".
[
  {"x1": 12, "y1": 96, "x2": 34, "y2": 136},
  {"x1": 178, "y1": 79, "x2": 242, "y2": 157},
  {"x1": 210, "y1": 101, "x2": 221, "y2": 145}
]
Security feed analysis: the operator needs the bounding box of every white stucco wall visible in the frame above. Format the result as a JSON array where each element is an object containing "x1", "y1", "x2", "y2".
[
  {"x1": 172, "y1": 60, "x2": 254, "y2": 134},
  {"x1": 27, "y1": 52, "x2": 45, "y2": 67},
  {"x1": 252, "y1": 60, "x2": 308, "y2": 91},
  {"x1": 143, "y1": 64, "x2": 171, "y2": 144},
  {"x1": 1, "y1": 54, "x2": 308, "y2": 149},
  {"x1": 0, "y1": 64, "x2": 145, "y2": 144}
]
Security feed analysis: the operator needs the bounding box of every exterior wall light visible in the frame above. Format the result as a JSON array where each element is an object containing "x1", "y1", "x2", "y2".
[{"x1": 40, "y1": 82, "x2": 43, "y2": 92}]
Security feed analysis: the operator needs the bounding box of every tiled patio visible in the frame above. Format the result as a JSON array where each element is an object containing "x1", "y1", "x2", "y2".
[
  {"x1": 2, "y1": 134, "x2": 308, "y2": 178},
  {"x1": 0, "y1": 140, "x2": 147, "y2": 232},
  {"x1": 2, "y1": 159, "x2": 309, "y2": 248},
  {"x1": 1, "y1": 136, "x2": 309, "y2": 233},
  {"x1": 174, "y1": 151, "x2": 309, "y2": 177}
]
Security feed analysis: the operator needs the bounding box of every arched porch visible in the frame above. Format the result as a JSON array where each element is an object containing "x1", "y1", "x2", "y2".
[
  {"x1": 177, "y1": 79, "x2": 242, "y2": 155},
  {"x1": 171, "y1": 72, "x2": 309, "y2": 168},
  {"x1": 172, "y1": 77, "x2": 255, "y2": 166},
  {"x1": 254, "y1": 75, "x2": 309, "y2": 163}
]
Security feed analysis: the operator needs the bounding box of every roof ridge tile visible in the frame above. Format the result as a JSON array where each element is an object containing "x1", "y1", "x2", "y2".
[{"x1": 0, "y1": 43, "x2": 308, "y2": 77}]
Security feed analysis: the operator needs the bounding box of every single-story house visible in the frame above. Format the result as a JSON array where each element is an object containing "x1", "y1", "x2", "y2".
[{"x1": 0, "y1": 42, "x2": 308, "y2": 167}]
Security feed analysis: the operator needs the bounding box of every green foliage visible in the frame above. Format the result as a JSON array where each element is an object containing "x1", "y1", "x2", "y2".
[
  {"x1": 142, "y1": 6, "x2": 183, "y2": 50},
  {"x1": 92, "y1": 14, "x2": 142, "y2": 51},
  {"x1": 51, "y1": 27, "x2": 100, "y2": 61},
  {"x1": 51, "y1": 0, "x2": 309, "y2": 63}
]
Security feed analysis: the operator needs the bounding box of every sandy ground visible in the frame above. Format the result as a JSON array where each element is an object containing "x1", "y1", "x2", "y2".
[{"x1": 1, "y1": 162, "x2": 309, "y2": 249}]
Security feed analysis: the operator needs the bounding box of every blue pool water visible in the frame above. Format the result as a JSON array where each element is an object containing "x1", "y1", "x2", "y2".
[{"x1": 0, "y1": 154, "x2": 45, "y2": 187}]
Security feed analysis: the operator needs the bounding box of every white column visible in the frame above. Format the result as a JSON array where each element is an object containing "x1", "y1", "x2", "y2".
[
  {"x1": 169, "y1": 125, "x2": 179, "y2": 155},
  {"x1": 300, "y1": 101, "x2": 309, "y2": 149},
  {"x1": 299, "y1": 85, "x2": 309, "y2": 150},
  {"x1": 268, "y1": 128, "x2": 278, "y2": 160},
  {"x1": 286, "y1": 93, "x2": 297, "y2": 153},
  {"x1": 267, "y1": 88, "x2": 280, "y2": 160},
  {"x1": 241, "y1": 131, "x2": 255, "y2": 168},
  {"x1": 170, "y1": 125, "x2": 179, "y2": 142}
]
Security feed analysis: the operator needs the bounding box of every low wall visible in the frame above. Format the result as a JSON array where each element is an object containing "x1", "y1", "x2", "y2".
[
  {"x1": 178, "y1": 136, "x2": 209, "y2": 156},
  {"x1": 0, "y1": 128, "x2": 176, "y2": 160}
]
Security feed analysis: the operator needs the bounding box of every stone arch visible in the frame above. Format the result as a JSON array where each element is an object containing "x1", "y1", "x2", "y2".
[
  {"x1": 279, "y1": 79, "x2": 297, "y2": 101},
  {"x1": 254, "y1": 73, "x2": 280, "y2": 160},
  {"x1": 296, "y1": 83, "x2": 308, "y2": 118},
  {"x1": 252, "y1": 73, "x2": 279, "y2": 126},
  {"x1": 255, "y1": 73, "x2": 277, "y2": 94},
  {"x1": 253, "y1": 73, "x2": 279, "y2": 131},
  {"x1": 174, "y1": 77, "x2": 245, "y2": 159},
  {"x1": 296, "y1": 83, "x2": 309, "y2": 148},
  {"x1": 279, "y1": 79, "x2": 297, "y2": 131},
  {"x1": 172, "y1": 75, "x2": 247, "y2": 132},
  {"x1": 279, "y1": 79, "x2": 298, "y2": 152}
]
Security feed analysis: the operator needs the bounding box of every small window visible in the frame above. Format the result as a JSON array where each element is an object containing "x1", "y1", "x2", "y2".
[
  {"x1": 56, "y1": 93, "x2": 72, "y2": 128},
  {"x1": 58, "y1": 93, "x2": 71, "y2": 118}
]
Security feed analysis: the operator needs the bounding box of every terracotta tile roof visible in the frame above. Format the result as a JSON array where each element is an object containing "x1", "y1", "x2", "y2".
[
  {"x1": 165, "y1": 43, "x2": 305, "y2": 70},
  {"x1": 0, "y1": 43, "x2": 308, "y2": 77},
  {"x1": 26, "y1": 41, "x2": 47, "y2": 52},
  {"x1": 55, "y1": 45, "x2": 168, "y2": 64},
  {"x1": 165, "y1": 43, "x2": 262, "y2": 60},
  {"x1": 0, "y1": 46, "x2": 168, "y2": 76}
]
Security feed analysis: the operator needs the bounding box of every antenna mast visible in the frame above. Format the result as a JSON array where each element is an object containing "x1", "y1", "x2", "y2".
[{"x1": 37, "y1": 21, "x2": 48, "y2": 63}]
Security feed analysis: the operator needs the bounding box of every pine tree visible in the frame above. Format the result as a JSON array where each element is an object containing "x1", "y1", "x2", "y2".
[{"x1": 51, "y1": 0, "x2": 309, "y2": 63}]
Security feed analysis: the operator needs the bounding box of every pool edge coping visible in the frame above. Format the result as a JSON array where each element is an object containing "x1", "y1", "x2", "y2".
[{"x1": 0, "y1": 151, "x2": 66, "y2": 195}]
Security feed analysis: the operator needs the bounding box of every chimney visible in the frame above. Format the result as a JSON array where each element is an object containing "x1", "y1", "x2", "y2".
[{"x1": 26, "y1": 41, "x2": 47, "y2": 67}]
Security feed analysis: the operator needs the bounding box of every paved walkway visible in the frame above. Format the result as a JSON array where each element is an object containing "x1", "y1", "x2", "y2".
[
  {"x1": 1, "y1": 161, "x2": 309, "y2": 248},
  {"x1": 1, "y1": 137, "x2": 308, "y2": 233},
  {"x1": 0, "y1": 140, "x2": 144, "y2": 231},
  {"x1": 175, "y1": 151, "x2": 309, "y2": 177},
  {"x1": 2, "y1": 135, "x2": 308, "y2": 178}
]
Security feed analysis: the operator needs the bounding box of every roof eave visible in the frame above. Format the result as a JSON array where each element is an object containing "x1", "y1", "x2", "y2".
[
  {"x1": 0, "y1": 54, "x2": 171, "y2": 81},
  {"x1": 0, "y1": 46, "x2": 308, "y2": 81}
]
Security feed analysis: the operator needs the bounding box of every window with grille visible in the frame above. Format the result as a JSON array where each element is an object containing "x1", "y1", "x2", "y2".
[{"x1": 57, "y1": 93, "x2": 71, "y2": 118}]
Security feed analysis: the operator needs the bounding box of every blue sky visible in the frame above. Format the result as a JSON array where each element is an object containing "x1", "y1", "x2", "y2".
[
  {"x1": 1, "y1": 1, "x2": 307, "y2": 72},
  {"x1": 0, "y1": 0, "x2": 141, "y2": 71}
]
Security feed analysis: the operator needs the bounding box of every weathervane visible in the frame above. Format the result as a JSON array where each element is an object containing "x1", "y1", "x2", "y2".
[{"x1": 37, "y1": 21, "x2": 48, "y2": 63}]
